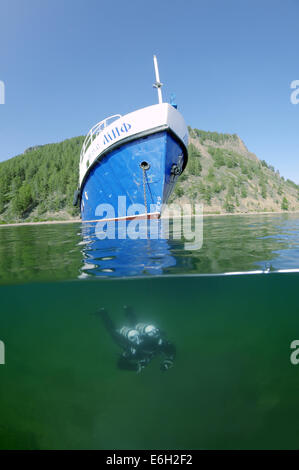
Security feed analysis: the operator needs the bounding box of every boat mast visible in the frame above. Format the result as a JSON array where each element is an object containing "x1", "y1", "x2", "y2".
[{"x1": 153, "y1": 55, "x2": 163, "y2": 104}]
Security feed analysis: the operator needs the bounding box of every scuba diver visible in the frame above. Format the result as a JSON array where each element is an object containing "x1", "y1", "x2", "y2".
[{"x1": 98, "y1": 305, "x2": 176, "y2": 373}]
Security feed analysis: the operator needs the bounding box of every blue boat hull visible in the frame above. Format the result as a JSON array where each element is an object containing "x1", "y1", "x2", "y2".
[{"x1": 80, "y1": 130, "x2": 186, "y2": 221}]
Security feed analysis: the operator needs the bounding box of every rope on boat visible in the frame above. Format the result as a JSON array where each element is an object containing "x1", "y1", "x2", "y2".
[
  {"x1": 142, "y1": 167, "x2": 148, "y2": 215},
  {"x1": 140, "y1": 161, "x2": 150, "y2": 215}
]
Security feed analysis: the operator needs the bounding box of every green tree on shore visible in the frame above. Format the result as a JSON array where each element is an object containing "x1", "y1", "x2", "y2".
[{"x1": 281, "y1": 197, "x2": 289, "y2": 210}]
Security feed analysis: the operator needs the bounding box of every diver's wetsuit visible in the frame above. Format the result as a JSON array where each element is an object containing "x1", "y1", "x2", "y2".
[
  {"x1": 117, "y1": 332, "x2": 176, "y2": 372},
  {"x1": 99, "y1": 307, "x2": 176, "y2": 372}
]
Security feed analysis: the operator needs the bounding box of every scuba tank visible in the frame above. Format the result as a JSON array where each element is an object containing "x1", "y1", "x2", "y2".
[
  {"x1": 135, "y1": 323, "x2": 160, "y2": 338},
  {"x1": 119, "y1": 326, "x2": 141, "y2": 345}
]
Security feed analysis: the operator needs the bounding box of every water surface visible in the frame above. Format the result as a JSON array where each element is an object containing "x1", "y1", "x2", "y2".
[
  {"x1": 1, "y1": 213, "x2": 299, "y2": 283},
  {"x1": 1, "y1": 213, "x2": 299, "y2": 449}
]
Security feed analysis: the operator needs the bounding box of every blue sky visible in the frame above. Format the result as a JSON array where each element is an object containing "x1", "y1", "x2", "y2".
[{"x1": 0, "y1": 0, "x2": 299, "y2": 181}]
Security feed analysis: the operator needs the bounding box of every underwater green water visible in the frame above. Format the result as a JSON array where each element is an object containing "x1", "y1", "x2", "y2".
[
  {"x1": 1, "y1": 275, "x2": 299, "y2": 450},
  {"x1": 1, "y1": 214, "x2": 299, "y2": 449}
]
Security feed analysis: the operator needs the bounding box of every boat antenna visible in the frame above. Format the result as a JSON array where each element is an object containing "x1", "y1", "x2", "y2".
[{"x1": 153, "y1": 55, "x2": 163, "y2": 104}]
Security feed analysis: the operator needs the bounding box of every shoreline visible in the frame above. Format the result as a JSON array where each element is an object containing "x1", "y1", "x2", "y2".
[
  {"x1": 1, "y1": 210, "x2": 299, "y2": 228},
  {"x1": 0, "y1": 219, "x2": 81, "y2": 228}
]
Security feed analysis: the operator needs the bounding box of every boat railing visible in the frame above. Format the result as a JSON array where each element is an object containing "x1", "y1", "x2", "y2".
[{"x1": 80, "y1": 114, "x2": 122, "y2": 161}]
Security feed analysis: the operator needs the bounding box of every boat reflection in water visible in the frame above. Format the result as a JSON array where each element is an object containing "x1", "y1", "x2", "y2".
[{"x1": 79, "y1": 219, "x2": 178, "y2": 278}]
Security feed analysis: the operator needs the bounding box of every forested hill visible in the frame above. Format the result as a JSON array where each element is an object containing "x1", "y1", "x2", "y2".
[
  {"x1": 0, "y1": 130, "x2": 299, "y2": 224},
  {"x1": 0, "y1": 136, "x2": 84, "y2": 223},
  {"x1": 170, "y1": 128, "x2": 299, "y2": 214}
]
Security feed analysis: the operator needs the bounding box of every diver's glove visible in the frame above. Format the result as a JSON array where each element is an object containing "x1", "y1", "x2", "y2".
[{"x1": 160, "y1": 359, "x2": 174, "y2": 372}]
